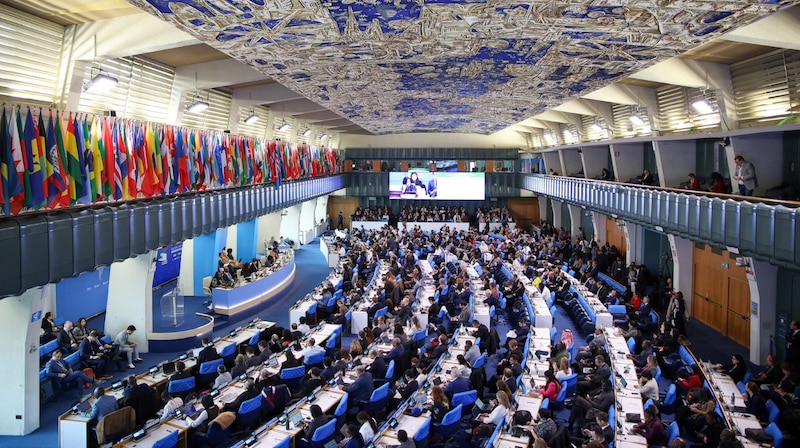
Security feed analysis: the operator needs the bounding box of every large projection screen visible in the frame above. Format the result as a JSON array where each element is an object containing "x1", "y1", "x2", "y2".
[{"x1": 388, "y1": 171, "x2": 485, "y2": 200}]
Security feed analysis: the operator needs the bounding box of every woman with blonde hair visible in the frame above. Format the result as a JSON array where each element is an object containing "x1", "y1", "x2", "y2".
[
  {"x1": 349, "y1": 339, "x2": 363, "y2": 357},
  {"x1": 556, "y1": 356, "x2": 572, "y2": 381},
  {"x1": 430, "y1": 386, "x2": 450, "y2": 423}
]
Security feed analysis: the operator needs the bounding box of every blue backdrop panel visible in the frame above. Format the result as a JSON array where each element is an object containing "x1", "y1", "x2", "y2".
[
  {"x1": 56, "y1": 267, "x2": 110, "y2": 321},
  {"x1": 192, "y1": 228, "x2": 226, "y2": 296},
  {"x1": 153, "y1": 243, "x2": 183, "y2": 287},
  {"x1": 236, "y1": 219, "x2": 258, "y2": 262}
]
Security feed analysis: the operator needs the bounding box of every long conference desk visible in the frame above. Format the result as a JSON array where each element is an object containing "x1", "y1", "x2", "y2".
[
  {"x1": 212, "y1": 252, "x2": 296, "y2": 316},
  {"x1": 58, "y1": 321, "x2": 276, "y2": 448}
]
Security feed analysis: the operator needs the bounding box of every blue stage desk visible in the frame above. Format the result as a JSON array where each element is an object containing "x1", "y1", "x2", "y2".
[{"x1": 212, "y1": 259, "x2": 296, "y2": 316}]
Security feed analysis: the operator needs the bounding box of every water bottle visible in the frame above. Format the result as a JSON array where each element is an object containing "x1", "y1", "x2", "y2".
[{"x1": 731, "y1": 392, "x2": 735, "y2": 405}]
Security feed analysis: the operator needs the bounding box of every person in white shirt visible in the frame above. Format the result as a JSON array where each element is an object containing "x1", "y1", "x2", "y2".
[
  {"x1": 639, "y1": 370, "x2": 659, "y2": 403},
  {"x1": 160, "y1": 390, "x2": 183, "y2": 417},
  {"x1": 464, "y1": 340, "x2": 481, "y2": 365},
  {"x1": 300, "y1": 338, "x2": 326, "y2": 360},
  {"x1": 214, "y1": 365, "x2": 232, "y2": 389},
  {"x1": 297, "y1": 317, "x2": 311, "y2": 335},
  {"x1": 188, "y1": 395, "x2": 219, "y2": 429},
  {"x1": 357, "y1": 411, "x2": 378, "y2": 443},
  {"x1": 477, "y1": 390, "x2": 509, "y2": 425}
]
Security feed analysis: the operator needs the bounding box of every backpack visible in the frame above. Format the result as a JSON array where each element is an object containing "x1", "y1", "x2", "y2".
[
  {"x1": 534, "y1": 418, "x2": 558, "y2": 440},
  {"x1": 514, "y1": 410, "x2": 532, "y2": 425},
  {"x1": 82, "y1": 368, "x2": 96, "y2": 388}
]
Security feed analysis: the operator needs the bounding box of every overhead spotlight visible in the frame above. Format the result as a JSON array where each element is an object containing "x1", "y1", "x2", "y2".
[
  {"x1": 691, "y1": 98, "x2": 714, "y2": 114},
  {"x1": 629, "y1": 114, "x2": 644, "y2": 126},
  {"x1": 590, "y1": 123, "x2": 604, "y2": 133},
  {"x1": 302, "y1": 128, "x2": 312, "y2": 137},
  {"x1": 320, "y1": 133, "x2": 328, "y2": 140},
  {"x1": 186, "y1": 97, "x2": 209, "y2": 114},
  {"x1": 83, "y1": 69, "x2": 118, "y2": 93},
  {"x1": 244, "y1": 110, "x2": 259, "y2": 124},
  {"x1": 278, "y1": 121, "x2": 291, "y2": 132},
  {"x1": 564, "y1": 130, "x2": 574, "y2": 141},
  {"x1": 543, "y1": 133, "x2": 555, "y2": 144}
]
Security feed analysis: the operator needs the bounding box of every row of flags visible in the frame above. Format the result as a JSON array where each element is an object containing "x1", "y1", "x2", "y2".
[{"x1": 0, "y1": 105, "x2": 341, "y2": 216}]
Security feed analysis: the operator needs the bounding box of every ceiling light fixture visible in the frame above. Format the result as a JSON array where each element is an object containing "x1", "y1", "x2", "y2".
[
  {"x1": 83, "y1": 36, "x2": 117, "y2": 93},
  {"x1": 590, "y1": 123, "x2": 604, "y2": 133},
  {"x1": 320, "y1": 133, "x2": 328, "y2": 140},
  {"x1": 564, "y1": 129, "x2": 574, "y2": 141},
  {"x1": 302, "y1": 128, "x2": 312, "y2": 137},
  {"x1": 691, "y1": 98, "x2": 714, "y2": 115},
  {"x1": 186, "y1": 72, "x2": 208, "y2": 114},
  {"x1": 244, "y1": 111, "x2": 259, "y2": 124},
  {"x1": 278, "y1": 120, "x2": 291, "y2": 132},
  {"x1": 629, "y1": 114, "x2": 644, "y2": 126},
  {"x1": 543, "y1": 133, "x2": 555, "y2": 144}
]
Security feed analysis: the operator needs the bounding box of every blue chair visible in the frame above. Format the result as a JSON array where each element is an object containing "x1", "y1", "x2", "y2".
[
  {"x1": 385, "y1": 359, "x2": 395, "y2": 381},
  {"x1": 562, "y1": 373, "x2": 579, "y2": 397},
  {"x1": 309, "y1": 418, "x2": 337, "y2": 448},
  {"x1": 434, "y1": 404, "x2": 463, "y2": 443},
  {"x1": 644, "y1": 398, "x2": 655, "y2": 411},
  {"x1": 660, "y1": 384, "x2": 677, "y2": 414},
  {"x1": 374, "y1": 306, "x2": 388, "y2": 320},
  {"x1": 736, "y1": 381, "x2": 746, "y2": 393},
  {"x1": 361, "y1": 382, "x2": 390, "y2": 418},
  {"x1": 198, "y1": 358, "x2": 225, "y2": 387},
  {"x1": 152, "y1": 429, "x2": 179, "y2": 448},
  {"x1": 236, "y1": 394, "x2": 263, "y2": 428},
  {"x1": 765, "y1": 422, "x2": 783, "y2": 448},
  {"x1": 200, "y1": 420, "x2": 230, "y2": 447},
  {"x1": 608, "y1": 405, "x2": 615, "y2": 428},
  {"x1": 332, "y1": 392, "x2": 348, "y2": 431},
  {"x1": 667, "y1": 421, "x2": 680, "y2": 445},
  {"x1": 325, "y1": 336, "x2": 338, "y2": 357},
  {"x1": 414, "y1": 328, "x2": 427, "y2": 345},
  {"x1": 489, "y1": 305, "x2": 496, "y2": 325},
  {"x1": 305, "y1": 351, "x2": 326, "y2": 369},
  {"x1": 626, "y1": 337, "x2": 636, "y2": 353},
  {"x1": 414, "y1": 416, "x2": 432, "y2": 448},
  {"x1": 167, "y1": 377, "x2": 196, "y2": 400},
  {"x1": 541, "y1": 398, "x2": 550, "y2": 410},
  {"x1": 64, "y1": 351, "x2": 81, "y2": 370},
  {"x1": 451, "y1": 390, "x2": 477, "y2": 416},
  {"x1": 101, "y1": 334, "x2": 113, "y2": 345},
  {"x1": 766, "y1": 399, "x2": 780, "y2": 424},
  {"x1": 247, "y1": 331, "x2": 261, "y2": 349},
  {"x1": 219, "y1": 343, "x2": 237, "y2": 366},
  {"x1": 39, "y1": 339, "x2": 59, "y2": 360},
  {"x1": 550, "y1": 326, "x2": 557, "y2": 343},
  {"x1": 306, "y1": 302, "x2": 318, "y2": 325},
  {"x1": 654, "y1": 366, "x2": 662, "y2": 384},
  {"x1": 743, "y1": 371, "x2": 751, "y2": 384},
  {"x1": 280, "y1": 366, "x2": 306, "y2": 390},
  {"x1": 472, "y1": 353, "x2": 486, "y2": 369},
  {"x1": 273, "y1": 434, "x2": 291, "y2": 448},
  {"x1": 551, "y1": 380, "x2": 568, "y2": 411},
  {"x1": 344, "y1": 310, "x2": 352, "y2": 335},
  {"x1": 473, "y1": 337, "x2": 481, "y2": 349}
]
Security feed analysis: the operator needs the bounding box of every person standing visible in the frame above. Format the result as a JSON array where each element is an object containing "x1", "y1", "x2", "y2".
[
  {"x1": 338, "y1": 211, "x2": 344, "y2": 230},
  {"x1": 733, "y1": 155, "x2": 757, "y2": 196},
  {"x1": 785, "y1": 320, "x2": 800, "y2": 369}
]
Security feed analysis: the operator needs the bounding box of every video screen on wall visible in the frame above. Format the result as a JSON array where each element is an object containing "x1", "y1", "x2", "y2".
[{"x1": 388, "y1": 171, "x2": 485, "y2": 200}]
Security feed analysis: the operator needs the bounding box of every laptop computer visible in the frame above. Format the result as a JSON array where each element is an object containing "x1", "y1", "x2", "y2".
[
  {"x1": 414, "y1": 393, "x2": 428, "y2": 408},
  {"x1": 323, "y1": 440, "x2": 338, "y2": 448},
  {"x1": 474, "y1": 397, "x2": 492, "y2": 412},
  {"x1": 73, "y1": 400, "x2": 91, "y2": 413},
  {"x1": 289, "y1": 410, "x2": 304, "y2": 427},
  {"x1": 162, "y1": 361, "x2": 176, "y2": 375}
]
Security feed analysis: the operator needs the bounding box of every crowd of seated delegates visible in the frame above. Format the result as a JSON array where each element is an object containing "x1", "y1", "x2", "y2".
[
  {"x1": 681, "y1": 171, "x2": 731, "y2": 194},
  {"x1": 211, "y1": 246, "x2": 273, "y2": 288},
  {"x1": 475, "y1": 206, "x2": 515, "y2": 226}
]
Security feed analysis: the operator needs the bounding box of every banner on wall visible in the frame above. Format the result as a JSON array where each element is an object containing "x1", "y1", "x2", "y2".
[
  {"x1": 56, "y1": 267, "x2": 110, "y2": 320},
  {"x1": 153, "y1": 243, "x2": 183, "y2": 288}
]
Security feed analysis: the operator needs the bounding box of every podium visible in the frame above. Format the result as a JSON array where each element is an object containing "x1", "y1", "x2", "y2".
[{"x1": 160, "y1": 287, "x2": 185, "y2": 328}]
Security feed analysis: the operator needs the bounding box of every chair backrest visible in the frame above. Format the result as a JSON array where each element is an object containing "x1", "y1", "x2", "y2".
[
  {"x1": 441, "y1": 404, "x2": 463, "y2": 426},
  {"x1": 167, "y1": 377, "x2": 195, "y2": 394},
  {"x1": 281, "y1": 365, "x2": 306, "y2": 380},
  {"x1": 273, "y1": 434, "x2": 291, "y2": 448},
  {"x1": 219, "y1": 343, "x2": 237, "y2": 358},
  {"x1": 765, "y1": 422, "x2": 783, "y2": 448},
  {"x1": 238, "y1": 394, "x2": 263, "y2": 415},
  {"x1": 644, "y1": 398, "x2": 654, "y2": 410},
  {"x1": 206, "y1": 421, "x2": 231, "y2": 445},
  {"x1": 766, "y1": 399, "x2": 780, "y2": 424},
  {"x1": 371, "y1": 382, "x2": 390, "y2": 402},
  {"x1": 608, "y1": 405, "x2": 615, "y2": 428},
  {"x1": 555, "y1": 380, "x2": 568, "y2": 403},
  {"x1": 325, "y1": 336, "x2": 337, "y2": 349},
  {"x1": 311, "y1": 418, "x2": 337, "y2": 443},
  {"x1": 374, "y1": 306, "x2": 388, "y2": 319},
  {"x1": 626, "y1": 337, "x2": 636, "y2": 352},
  {"x1": 96, "y1": 406, "x2": 136, "y2": 445},
  {"x1": 152, "y1": 429, "x2": 179, "y2": 448},
  {"x1": 667, "y1": 421, "x2": 680, "y2": 445},
  {"x1": 663, "y1": 384, "x2": 677, "y2": 405},
  {"x1": 736, "y1": 381, "x2": 746, "y2": 393},
  {"x1": 199, "y1": 358, "x2": 224, "y2": 375},
  {"x1": 305, "y1": 351, "x2": 326, "y2": 366},
  {"x1": 562, "y1": 373, "x2": 579, "y2": 396},
  {"x1": 541, "y1": 398, "x2": 550, "y2": 410},
  {"x1": 101, "y1": 334, "x2": 113, "y2": 345},
  {"x1": 473, "y1": 353, "x2": 486, "y2": 369},
  {"x1": 248, "y1": 332, "x2": 261, "y2": 346},
  {"x1": 414, "y1": 328, "x2": 427, "y2": 343},
  {"x1": 414, "y1": 416, "x2": 432, "y2": 443},
  {"x1": 386, "y1": 359, "x2": 395, "y2": 380},
  {"x1": 452, "y1": 390, "x2": 477, "y2": 409},
  {"x1": 334, "y1": 392, "x2": 348, "y2": 417},
  {"x1": 307, "y1": 302, "x2": 317, "y2": 314}
]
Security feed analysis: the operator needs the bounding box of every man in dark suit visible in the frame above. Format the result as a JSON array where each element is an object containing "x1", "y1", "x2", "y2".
[
  {"x1": 57, "y1": 321, "x2": 79, "y2": 354},
  {"x1": 78, "y1": 331, "x2": 112, "y2": 379},
  {"x1": 170, "y1": 361, "x2": 191, "y2": 381},
  {"x1": 365, "y1": 350, "x2": 386, "y2": 380},
  {"x1": 342, "y1": 366, "x2": 374, "y2": 410},
  {"x1": 443, "y1": 367, "x2": 471, "y2": 400},
  {"x1": 299, "y1": 367, "x2": 324, "y2": 396},
  {"x1": 568, "y1": 380, "x2": 614, "y2": 433},
  {"x1": 578, "y1": 355, "x2": 611, "y2": 396},
  {"x1": 222, "y1": 378, "x2": 259, "y2": 413},
  {"x1": 472, "y1": 320, "x2": 490, "y2": 342},
  {"x1": 426, "y1": 335, "x2": 448, "y2": 362},
  {"x1": 320, "y1": 357, "x2": 337, "y2": 382},
  {"x1": 300, "y1": 404, "x2": 329, "y2": 445},
  {"x1": 45, "y1": 349, "x2": 95, "y2": 395},
  {"x1": 122, "y1": 375, "x2": 152, "y2": 405},
  {"x1": 197, "y1": 337, "x2": 219, "y2": 364},
  {"x1": 396, "y1": 369, "x2": 419, "y2": 401},
  {"x1": 786, "y1": 320, "x2": 800, "y2": 368},
  {"x1": 383, "y1": 338, "x2": 405, "y2": 363}
]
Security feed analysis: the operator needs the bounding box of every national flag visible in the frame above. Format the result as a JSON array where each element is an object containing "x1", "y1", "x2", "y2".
[
  {"x1": 161, "y1": 126, "x2": 175, "y2": 194},
  {"x1": 65, "y1": 113, "x2": 83, "y2": 204},
  {"x1": 135, "y1": 123, "x2": 153, "y2": 197},
  {"x1": 1, "y1": 108, "x2": 24, "y2": 214},
  {"x1": 45, "y1": 111, "x2": 68, "y2": 207},
  {"x1": 125, "y1": 121, "x2": 138, "y2": 198},
  {"x1": 88, "y1": 116, "x2": 103, "y2": 201},
  {"x1": 36, "y1": 111, "x2": 51, "y2": 206},
  {"x1": 23, "y1": 108, "x2": 46, "y2": 208},
  {"x1": 112, "y1": 120, "x2": 127, "y2": 200},
  {"x1": 175, "y1": 128, "x2": 190, "y2": 192},
  {"x1": 145, "y1": 124, "x2": 163, "y2": 195},
  {"x1": 100, "y1": 117, "x2": 116, "y2": 199},
  {"x1": 75, "y1": 115, "x2": 93, "y2": 205}
]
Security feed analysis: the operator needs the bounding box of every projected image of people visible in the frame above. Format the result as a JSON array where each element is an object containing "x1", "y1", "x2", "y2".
[{"x1": 389, "y1": 171, "x2": 484, "y2": 200}]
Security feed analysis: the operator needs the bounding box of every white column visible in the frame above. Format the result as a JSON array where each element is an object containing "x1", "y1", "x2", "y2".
[
  {"x1": 746, "y1": 258, "x2": 778, "y2": 364},
  {"x1": 550, "y1": 199, "x2": 563, "y2": 229},
  {"x1": 622, "y1": 221, "x2": 642, "y2": 265},
  {"x1": 178, "y1": 238, "x2": 195, "y2": 297},
  {"x1": 0, "y1": 287, "x2": 45, "y2": 434},
  {"x1": 667, "y1": 234, "x2": 694, "y2": 316},
  {"x1": 567, "y1": 205, "x2": 583, "y2": 239},
  {"x1": 106, "y1": 252, "x2": 156, "y2": 353}
]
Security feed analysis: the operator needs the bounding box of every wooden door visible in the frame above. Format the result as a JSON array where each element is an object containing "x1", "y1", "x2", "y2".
[
  {"x1": 692, "y1": 264, "x2": 727, "y2": 333},
  {"x1": 605, "y1": 217, "x2": 627, "y2": 257},
  {"x1": 726, "y1": 278, "x2": 751, "y2": 347}
]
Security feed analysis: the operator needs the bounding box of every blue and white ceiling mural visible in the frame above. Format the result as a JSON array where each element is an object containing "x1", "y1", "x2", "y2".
[{"x1": 130, "y1": 0, "x2": 799, "y2": 134}]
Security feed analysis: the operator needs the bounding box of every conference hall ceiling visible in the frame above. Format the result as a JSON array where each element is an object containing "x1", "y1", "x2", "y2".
[{"x1": 129, "y1": 0, "x2": 799, "y2": 135}]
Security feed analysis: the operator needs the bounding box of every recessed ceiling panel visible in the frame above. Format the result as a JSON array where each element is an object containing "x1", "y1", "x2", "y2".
[{"x1": 128, "y1": 0, "x2": 800, "y2": 134}]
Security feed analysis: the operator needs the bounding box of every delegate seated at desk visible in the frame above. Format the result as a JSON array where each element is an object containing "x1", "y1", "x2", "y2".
[{"x1": 82, "y1": 387, "x2": 119, "y2": 438}]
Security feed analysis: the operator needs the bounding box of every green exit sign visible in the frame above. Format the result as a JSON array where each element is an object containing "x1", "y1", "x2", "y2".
[{"x1": 722, "y1": 262, "x2": 729, "y2": 269}]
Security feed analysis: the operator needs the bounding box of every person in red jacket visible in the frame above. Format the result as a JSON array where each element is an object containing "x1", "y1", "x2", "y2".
[
  {"x1": 539, "y1": 370, "x2": 562, "y2": 401},
  {"x1": 676, "y1": 363, "x2": 703, "y2": 397}
]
